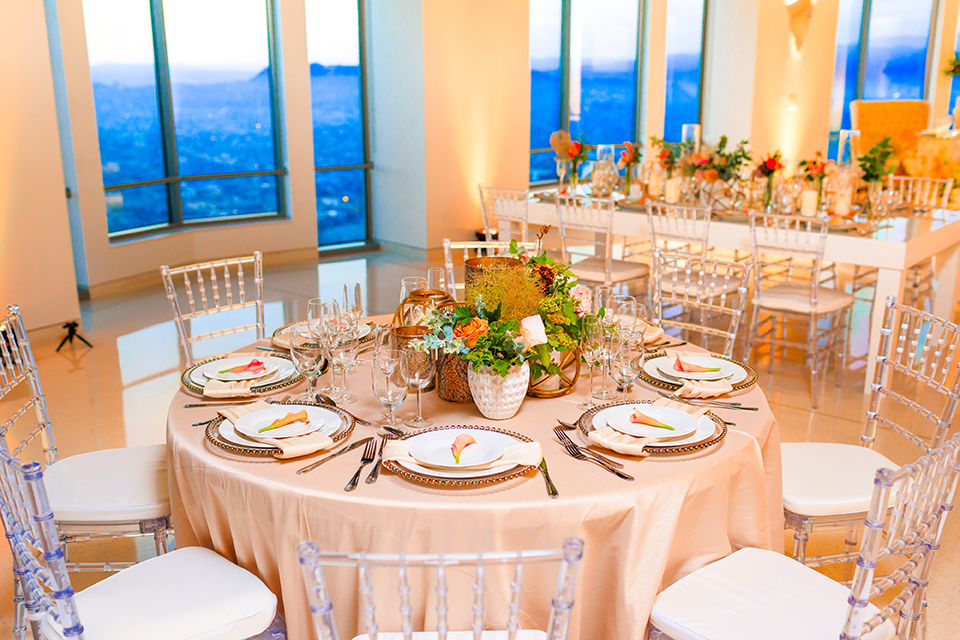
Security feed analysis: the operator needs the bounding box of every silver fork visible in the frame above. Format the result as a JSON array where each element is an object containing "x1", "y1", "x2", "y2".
[
  {"x1": 557, "y1": 440, "x2": 634, "y2": 481},
  {"x1": 344, "y1": 439, "x2": 378, "y2": 492},
  {"x1": 553, "y1": 427, "x2": 624, "y2": 469}
]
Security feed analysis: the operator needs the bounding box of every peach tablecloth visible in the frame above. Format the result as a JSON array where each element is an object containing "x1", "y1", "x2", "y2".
[{"x1": 167, "y1": 339, "x2": 782, "y2": 640}]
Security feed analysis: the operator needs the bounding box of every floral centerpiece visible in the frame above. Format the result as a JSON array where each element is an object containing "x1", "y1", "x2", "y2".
[
  {"x1": 617, "y1": 141, "x2": 642, "y2": 196},
  {"x1": 754, "y1": 151, "x2": 785, "y2": 209},
  {"x1": 418, "y1": 228, "x2": 589, "y2": 417},
  {"x1": 944, "y1": 54, "x2": 960, "y2": 77},
  {"x1": 704, "y1": 136, "x2": 751, "y2": 183},
  {"x1": 858, "y1": 137, "x2": 895, "y2": 217},
  {"x1": 650, "y1": 136, "x2": 688, "y2": 179},
  {"x1": 550, "y1": 131, "x2": 591, "y2": 193}
]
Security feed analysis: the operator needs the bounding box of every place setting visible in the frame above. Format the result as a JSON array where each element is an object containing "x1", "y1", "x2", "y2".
[{"x1": 181, "y1": 353, "x2": 303, "y2": 398}]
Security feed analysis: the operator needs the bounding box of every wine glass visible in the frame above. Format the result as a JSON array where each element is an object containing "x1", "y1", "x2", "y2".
[
  {"x1": 556, "y1": 158, "x2": 569, "y2": 193},
  {"x1": 308, "y1": 298, "x2": 340, "y2": 342},
  {"x1": 427, "y1": 268, "x2": 446, "y2": 293},
  {"x1": 610, "y1": 337, "x2": 643, "y2": 401},
  {"x1": 593, "y1": 286, "x2": 613, "y2": 317},
  {"x1": 400, "y1": 345, "x2": 435, "y2": 428},
  {"x1": 328, "y1": 329, "x2": 360, "y2": 404},
  {"x1": 577, "y1": 315, "x2": 603, "y2": 411},
  {"x1": 289, "y1": 323, "x2": 324, "y2": 402},
  {"x1": 372, "y1": 349, "x2": 406, "y2": 426},
  {"x1": 371, "y1": 323, "x2": 392, "y2": 358},
  {"x1": 399, "y1": 276, "x2": 428, "y2": 302},
  {"x1": 342, "y1": 283, "x2": 363, "y2": 328},
  {"x1": 592, "y1": 325, "x2": 618, "y2": 401}
]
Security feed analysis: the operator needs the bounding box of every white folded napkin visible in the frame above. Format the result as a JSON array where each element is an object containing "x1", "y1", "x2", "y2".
[
  {"x1": 218, "y1": 401, "x2": 335, "y2": 459},
  {"x1": 675, "y1": 379, "x2": 734, "y2": 399},
  {"x1": 382, "y1": 440, "x2": 542, "y2": 470},
  {"x1": 588, "y1": 398, "x2": 706, "y2": 456},
  {"x1": 642, "y1": 322, "x2": 665, "y2": 345},
  {"x1": 203, "y1": 379, "x2": 255, "y2": 399}
]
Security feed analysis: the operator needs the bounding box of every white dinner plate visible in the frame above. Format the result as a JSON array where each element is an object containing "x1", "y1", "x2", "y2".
[
  {"x1": 202, "y1": 357, "x2": 275, "y2": 382},
  {"x1": 189, "y1": 356, "x2": 296, "y2": 387},
  {"x1": 644, "y1": 354, "x2": 748, "y2": 387},
  {"x1": 397, "y1": 428, "x2": 520, "y2": 478},
  {"x1": 234, "y1": 405, "x2": 342, "y2": 440},
  {"x1": 657, "y1": 355, "x2": 733, "y2": 381},
  {"x1": 219, "y1": 404, "x2": 344, "y2": 448},
  {"x1": 408, "y1": 429, "x2": 506, "y2": 469},
  {"x1": 594, "y1": 404, "x2": 699, "y2": 440},
  {"x1": 649, "y1": 414, "x2": 718, "y2": 449}
]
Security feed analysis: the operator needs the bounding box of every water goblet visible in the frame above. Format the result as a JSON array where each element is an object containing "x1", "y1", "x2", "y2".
[
  {"x1": 400, "y1": 345, "x2": 435, "y2": 428},
  {"x1": 399, "y1": 276, "x2": 428, "y2": 303},
  {"x1": 372, "y1": 350, "x2": 406, "y2": 426},
  {"x1": 329, "y1": 329, "x2": 360, "y2": 404},
  {"x1": 289, "y1": 323, "x2": 324, "y2": 402},
  {"x1": 308, "y1": 298, "x2": 340, "y2": 342},
  {"x1": 593, "y1": 285, "x2": 613, "y2": 317},
  {"x1": 577, "y1": 315, "x2": 603, "y2": 411},
  {"x1": 427, "y1": 267, "x2": 447, "y2": 293},
  {"x1": 610, "y1": 338, "x2": 643, "y2": 401}
]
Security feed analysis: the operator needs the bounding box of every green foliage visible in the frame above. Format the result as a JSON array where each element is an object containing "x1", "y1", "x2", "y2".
[
  {"x1": 709, "y1": 136, "x2": 752, "y2": 181},
  {"x1": 944, "y1": 54, "x2": 960, "y2": 77},
  {"x1": 462, "y1": 319, "x2": 525, "y2": 376},
  {"x1": 858, "y1": 138, "x2": 896, "y2": 183}
]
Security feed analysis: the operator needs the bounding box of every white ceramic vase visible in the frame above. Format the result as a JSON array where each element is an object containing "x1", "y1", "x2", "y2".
[{"x1": 467, "y1": 362, "x2": 530, "y2": 420}]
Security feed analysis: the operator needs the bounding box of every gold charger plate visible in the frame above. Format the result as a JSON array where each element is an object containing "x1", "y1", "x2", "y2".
[
  {"x1": 382, "y1": 425, "x2": 537, "y2": 488},
  {"x1": 576, "y1": 400, "x2": 727, "y2": 456},
  {"x1": 181, "y1": 353, "x2": 304, "y2": 396},
  {"x1": 638, "y1": 352, "x2": 758, "y2": 393},
  {"x1": 204, "y1": 398, "x2": 355, "y2": 457}
]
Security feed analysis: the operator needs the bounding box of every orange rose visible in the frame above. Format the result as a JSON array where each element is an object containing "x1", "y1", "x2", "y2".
[
  {"x1": 703, "y1": 169, "x2": 719, "y2": 183},
  {"x1": 453, "y1": 318, "x2": 489, "y2": 348}
]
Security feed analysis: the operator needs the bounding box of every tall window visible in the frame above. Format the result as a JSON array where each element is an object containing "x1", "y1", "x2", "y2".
[
  {"x1": 528, "y1": 0, "x2": 705, "y2": 182},
  {"x1": 664, "y1": 0, "x2": 706, "y2": 142},
  {"x1": 305, "y1": 0, "x2": 370, "y2": 247},
  {"x1": 84, "y1": 0, "x2": 283, "y2": 237},
  {"x1": 828, "y1": 0, "x2": 935, "y2": 157}
]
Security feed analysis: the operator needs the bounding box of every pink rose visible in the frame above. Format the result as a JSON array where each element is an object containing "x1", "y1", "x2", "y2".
[
  {"x1": 569, "y1": 285, "x2": 592, "y2": 317},
  {"x1": 519, "y1": 315, "x2": 548, "y2": 350}
]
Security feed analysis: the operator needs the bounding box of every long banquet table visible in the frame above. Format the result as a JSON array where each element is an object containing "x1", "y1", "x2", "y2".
[
  {"x1": 167, "y1": 336, "x2": 782, "y2": 640},
  {"x1": 528, "y1": 199, "x2": 960, "y2": 392}
]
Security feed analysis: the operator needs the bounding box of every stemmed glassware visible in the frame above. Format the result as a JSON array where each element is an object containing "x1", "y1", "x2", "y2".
[
  {"x1": 328, "y1": 328, "x2": 360, "y2": 404},
  {"x1": 556, "y1": 159, "x2": 569, "y2": 193},
  {"x1": 342, "y1": 283, "x2": 363, "y2": 327},
  {"x1": 308, "y1": 298, "x2": 341, "y2": 396},
  {"x1": 610, "y1": 335, "x2": 643, "y2": 401},
  {"x1": 399, "y1": 277, "x2": 428, "y2": 302},
  {"x1": 577, "y1": 315, "x2": 604, "y2": 411},
  {"x1": 289, "y1": 322, "x2": 325, "y2": 402},
  {"x1": 592, "y1": 287, "x2": 618, "y2": 401},
  {"x1": 371, "y1": 349, "x2": 406, "y2": 426},
  {"x1": 400, "y1": 344, "x2": 435, "y2": 428},
  {"x1": 427, "y1": 268, "x2": 446, "y2": 293}
]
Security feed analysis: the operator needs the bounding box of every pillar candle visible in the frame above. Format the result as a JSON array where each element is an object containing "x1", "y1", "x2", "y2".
[
  {"x1": 648, "y1": 171, "x2": 663, "y2": 197},
  {"x1": 834, "y1": 190, "x2": 852, "y2": 217},
  {"x1": 664, "y1": 177, "x2": 680, "y2": 204},
  {"x1": 800, "y1": 189, "x2": 818, "y2": 217}
]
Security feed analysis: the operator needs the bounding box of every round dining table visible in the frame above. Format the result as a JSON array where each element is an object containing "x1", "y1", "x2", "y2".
[{"x1": 167, "y1": 333, "x2": 783, "y2": 640}]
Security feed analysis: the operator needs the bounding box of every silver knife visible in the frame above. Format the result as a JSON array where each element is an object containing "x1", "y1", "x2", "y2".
[{"x1": 296, "y1": 437, "x2": 373, "y2": 475}]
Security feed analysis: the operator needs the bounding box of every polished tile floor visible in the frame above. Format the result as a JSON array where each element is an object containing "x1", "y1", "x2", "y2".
[{"x1": 1, "y1": 246, "x2": 957, "y2": 638}]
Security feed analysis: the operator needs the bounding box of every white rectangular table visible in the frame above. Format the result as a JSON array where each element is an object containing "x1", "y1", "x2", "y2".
[{"x1": 528, "y1": 200, "x2": 960, "y2": 392}]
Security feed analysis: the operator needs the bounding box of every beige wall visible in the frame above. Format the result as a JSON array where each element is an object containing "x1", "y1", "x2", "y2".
[
  {"x1": 421, "y1": 0, "x2": 531, "y2": 247},
  {"x1": 0, "y1": 1, "x2": 80, "y2": 329},
  {"x1": 51, "y1": 0, "x2": 319, "y2": 291}
]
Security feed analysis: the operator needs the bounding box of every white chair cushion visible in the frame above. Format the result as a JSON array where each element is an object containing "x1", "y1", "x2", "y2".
[
  {"x1": 352, "y1": 632, "x2": 546, "y2": 640},
  {"x1": 650, "y1": 547, "x2": 896, "y2": 640},
  {"x1": 40, "y1": 547, "x2": 277, "y2": 640},
  {"x1": 44, "y1": 444, "x2": 170, "y2": 523},
  {"x1": 756, "y1": 282, "x2": 854, "y2": 314},
  {"x1": 781, "y1": 442, "x2": 897, "y2": 517},
  {"x1": 571, "y1": 256, "x2": 649, "y2": 284}
]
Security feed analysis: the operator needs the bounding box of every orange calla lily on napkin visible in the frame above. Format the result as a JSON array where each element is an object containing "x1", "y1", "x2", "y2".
[
  {"x1": 629, "y1": 409, "x2": 675, "y2": 431},
  {"x1": 219, "y1": 359, "x2": 267, "y2": 375},
  {"x1": 673, "y1": 357, "x2": 720, "y2": 374},
  {"x1": 259, "y1": 409, "x2": 309, "y2": 433},
  {"x1": 451, "y1": 434, "x2": 477, "y2": 463}
]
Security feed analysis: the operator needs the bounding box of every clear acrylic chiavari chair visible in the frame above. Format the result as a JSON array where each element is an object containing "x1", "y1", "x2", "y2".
[
  {"x1": 651, "y1": 251, "x2": 752, "y2": 358},
  {"x1": 746, "y1": 212, "x2": 853, "y2": 408},
  {"x1": 0, "y1": 438, "x2": 285, "y2": 640},
  {"x1": 885, "y1": 175, "x2": 952, "y2": 213},
  {"x1": 0, "y1": 306, "x2": 171, "y2": 589},
  {"x1": 160, "y1": 251, "x2": 265, "y2": 366},
  {"x1": 783, "y1": 296, "x2": 960, "y2": 567},
  {"x1": 647, "y1": 431, "x2": 960, "y2": 640},
  {"x1": 298, "y1": 538, "x2": 584, "y2": 640},
  {"x1": 645, "y1": 202, "x2": 712, "y2": 258},
  {"x1": 478, "y1": 185, "x2": 531, "y2": 243},
  {"x1": 442, "y1": 239, "x2": 538, "y2": 301},
  {"x1": 555, "y1": 195, "x2": 648, "y2": 288}
]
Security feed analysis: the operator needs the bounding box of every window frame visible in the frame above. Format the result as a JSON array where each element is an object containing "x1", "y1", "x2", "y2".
[
  {"x1": 312, "y1": 0, "x2": 374, "y2": 249},
  {"x1": 103, "y1": 0, "x2": 287, "y2": 242},
  {"x1": 528, "y1": 0, "x2": 710, "y2": 186}
]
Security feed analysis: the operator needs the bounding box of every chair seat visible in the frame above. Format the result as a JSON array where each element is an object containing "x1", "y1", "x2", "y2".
[
  {"x1": 44, "y1": 444, "x2": 170, "y2": 523},
  {"x1": 570, "y1": 256, "x2": 649, "y2": 284},
  {"x1": 756, "y1": 282, "x2": 854, "y2": 314},
  {"x1": 39, "y1": 546, "x2": 277, "y2": 640},
  {"x1": 352, "y1": 632, "x2": 546, "y2": 640},
  {"x1": 781, "y1": 442, "x2": 897, "y2": 517},
  {"x1": 650, "y1": 547, "x2": 896, "y2": 640}
]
